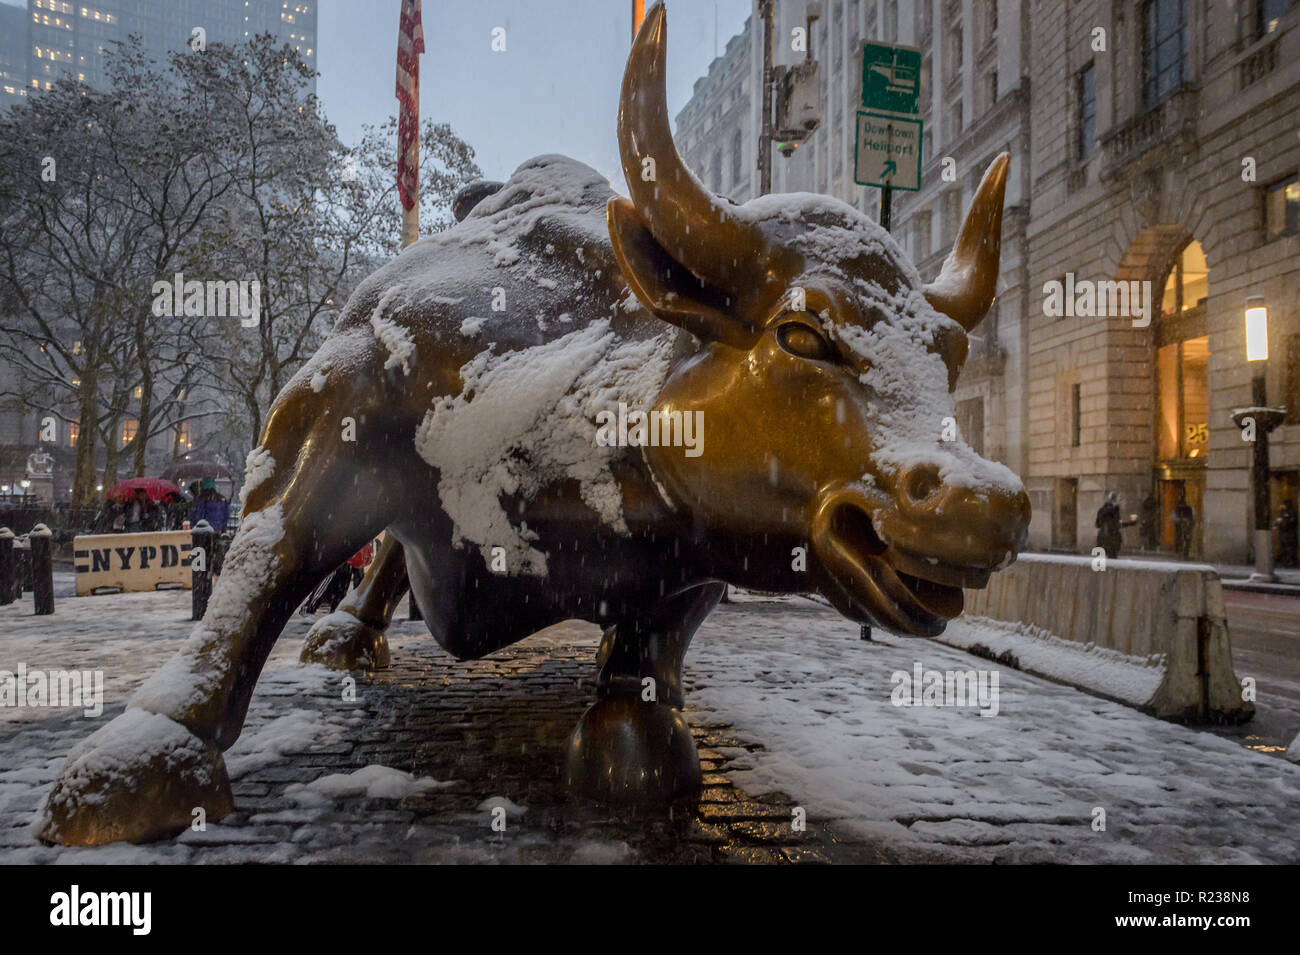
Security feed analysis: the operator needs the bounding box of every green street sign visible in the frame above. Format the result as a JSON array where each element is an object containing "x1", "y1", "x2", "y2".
[
  {"x1": 859, "y1": 40, "x2": 922, "y2": 117},
  {"x1": 854, "y1": 110, "x2": 922, "y2": 191}
]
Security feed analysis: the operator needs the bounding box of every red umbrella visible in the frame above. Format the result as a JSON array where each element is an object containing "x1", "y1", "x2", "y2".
[{"x1": 105, "y1": 477, "x2": 182, "y2": 502}]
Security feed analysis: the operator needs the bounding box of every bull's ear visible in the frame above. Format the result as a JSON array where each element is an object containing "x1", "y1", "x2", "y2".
[{"x1": 607, "y1": 198, "x2": 756, "y2": 349}]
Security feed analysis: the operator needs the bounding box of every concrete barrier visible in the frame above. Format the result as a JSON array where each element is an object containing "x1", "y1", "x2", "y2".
[
  {"x1": 953, "y1": 553, "x2": 1253, "y2": 723},
  {"x1": 73, "y1": 531, "x2": 194, "y2": 595}
]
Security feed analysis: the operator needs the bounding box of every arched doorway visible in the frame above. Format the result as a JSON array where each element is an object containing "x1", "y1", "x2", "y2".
[
  {"x1": 1114, "y1": 225, "x2": 1211, "y2": 559},
  {"x1": 1152, "y1": 239, "x2": 1210, "y2": 558}
]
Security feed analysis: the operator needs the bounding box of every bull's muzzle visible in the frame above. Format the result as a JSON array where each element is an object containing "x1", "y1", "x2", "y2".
[{"x1": 810, "y1": 470, "x2": 1030, "y2": 637}]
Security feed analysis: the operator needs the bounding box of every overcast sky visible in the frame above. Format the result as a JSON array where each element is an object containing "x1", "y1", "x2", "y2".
[
  {"x1": 318, "y1": 0, "x2": 752, "y2": 191},
  {"x1": 0, "y1": 0, "x2": 753, "y2": 190}
]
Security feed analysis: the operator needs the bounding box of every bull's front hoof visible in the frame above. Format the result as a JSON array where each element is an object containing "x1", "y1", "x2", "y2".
[
  {"x1": 36, "y1": 709, "x2": 234, "y2": 846},
  {"x1": 563, "y1": 697, "x2": 701, "y2": 804},
  {"x1": 299, "y1": 610, "x2": 391, "y2": 670}
]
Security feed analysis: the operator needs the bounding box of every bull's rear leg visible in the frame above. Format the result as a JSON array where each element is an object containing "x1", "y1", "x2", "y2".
[
  {"x1": 564, "y1": 582, "x2": 724, "y2": 803},
  {"x1": 37, "y1": 370, "x2": 400, "y2": 845},
  {"x1": 300, "y1": 533, "x2": 409, "y2": 670}
]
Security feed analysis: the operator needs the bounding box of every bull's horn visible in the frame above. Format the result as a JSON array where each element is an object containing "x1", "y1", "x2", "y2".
[
  {"x1": 924, "y1": 153, "x2": 1009, "y2": 331},
  {"x1": 619, "y1": 3, "x2": 766, "y2": 289}
]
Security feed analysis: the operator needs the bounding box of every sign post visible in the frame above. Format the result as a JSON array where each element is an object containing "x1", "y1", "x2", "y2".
[{"x1": 855, "y1": 40, "x2": 923, "y2": 231}]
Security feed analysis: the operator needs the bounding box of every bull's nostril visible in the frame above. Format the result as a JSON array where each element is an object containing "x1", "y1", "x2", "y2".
[{"x1": 903, "y1": 467, "x2": 940, "y2": 504}]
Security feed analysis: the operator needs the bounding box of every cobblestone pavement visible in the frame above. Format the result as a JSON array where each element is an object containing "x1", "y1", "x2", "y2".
[{"x1": 0, "y1": 589, "x2": 925, "y2": 864}]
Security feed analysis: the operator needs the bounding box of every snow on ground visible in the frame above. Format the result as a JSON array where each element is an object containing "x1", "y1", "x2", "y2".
[
  {"x1": 686, "y1": 598, "x2": 1300, "y2": 863},
  {"x1": 3, "y1": 576, "x2": 1299, "y2": 862}
]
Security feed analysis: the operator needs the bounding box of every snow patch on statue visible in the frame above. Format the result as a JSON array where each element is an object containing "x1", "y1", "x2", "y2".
[
  {"x1": 415, "y1": 320, "x2": 675, "y2": 576},
  {"x1": 239, "y1": 446, "x2": 276, "y2": 510},
  {"x1": 130, "y1": 503, "x2": 287, "y2": 716},
  {"x1": 370, "y1": 286, "x2": 416, "y2": 375},
  {"x1": 33, "y1": 708, "x2": 220, "y2": 841}
]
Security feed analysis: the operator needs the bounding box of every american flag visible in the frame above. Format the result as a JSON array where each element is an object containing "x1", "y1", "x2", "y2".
[{"x1": 396, "y1": 0, "x2": 425, "y2": 214}]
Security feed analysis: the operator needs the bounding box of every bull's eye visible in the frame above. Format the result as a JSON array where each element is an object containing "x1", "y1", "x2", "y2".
[{"x1": 777, "y1": 322, "x2": 833, "y2": 361}]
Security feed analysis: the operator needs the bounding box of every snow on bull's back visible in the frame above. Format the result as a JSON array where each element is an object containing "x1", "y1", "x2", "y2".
[
  {"x1": 415, "y1": 320, "x2": 675, "y2": 576},
  {"x1": 344, "y1": 154, "x2": 619, "y2": 346}
]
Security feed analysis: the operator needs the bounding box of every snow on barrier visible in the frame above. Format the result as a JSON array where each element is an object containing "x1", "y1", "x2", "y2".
[{"x1": 941, "y1": 553, "x2": 1254, "y2": 723}]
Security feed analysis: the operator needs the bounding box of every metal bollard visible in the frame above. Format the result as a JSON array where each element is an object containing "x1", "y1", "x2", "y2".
[
  {"x1": 0, "y1": 527, "x2": 14, "y2": 605},
  {"x1": 29, "y1": 523, "x2": 54, "y2": 616},
  {"x1": 191, "y1": 520, "x2": 214, "y2": 621}
]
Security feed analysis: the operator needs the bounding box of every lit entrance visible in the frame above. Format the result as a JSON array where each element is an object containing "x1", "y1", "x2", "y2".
[{"x1": 1152, "y1": 240, "x2": 1209, "y2": 558}]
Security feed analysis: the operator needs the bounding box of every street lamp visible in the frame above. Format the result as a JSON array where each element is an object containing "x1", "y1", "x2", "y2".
[{"x1": 1232, "y1": 296, "x2": 1286, "y2": 581}]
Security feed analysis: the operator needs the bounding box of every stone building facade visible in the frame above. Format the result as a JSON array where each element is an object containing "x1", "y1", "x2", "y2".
[
  {"x1": 676, "y1": 15, "x2": 758, "y2": 202},
  {"x1": 1025, "y1": 0, "x2": 1299, "y2": 562}
]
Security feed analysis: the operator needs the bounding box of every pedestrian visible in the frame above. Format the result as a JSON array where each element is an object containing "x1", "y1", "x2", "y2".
[
  {"x1": 191, "y1": 478, "x2": 230, "y2": 532},
  {"x1": 164, "y1": 491, "x2": 191, "y2": 530},
  {"x1": 1276, "y1": 499, "x2": 1298, "y2": 568},
  {"x1": 301, "y1": 542, "x2": 374, "y2": 616},
  {"x1": 1094, "y1": 492, "x2": 1133, "y2": 559},
  {"x1": 91, "y1": 498, "x2": 121, "y2": 535},
  {"x1": 1171, "y1": 496, "x2": 1196, "y2": 559},
  {"x1": 1138, "y1": 495, "x2": 1160, "y2": 551},
  {"x1": 123, "y1": 488, "x2": 151, "y2": 532}
]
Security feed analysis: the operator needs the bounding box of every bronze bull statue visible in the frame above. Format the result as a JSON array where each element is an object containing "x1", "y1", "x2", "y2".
[{"x1": 37, "y1": 4, "x2": 1029, "y2": 845}]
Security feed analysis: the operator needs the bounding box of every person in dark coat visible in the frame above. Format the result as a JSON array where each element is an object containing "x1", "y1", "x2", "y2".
[
  {"x1": 1276, "y1": 499, "x2": 1298, "y2": 568},
  {"x1": 1138, "y1": 495, "x2": 1160, "y2": 551},
  {"x1": 1171, "y1": 496, "x2": 1196, "y2": 559},
  {"x1": 164, "y1": 491, "x2": 191, "y2": 530},
  {"x1": 1095, "y1": 492, "x2": 1133, "y2": 559}
]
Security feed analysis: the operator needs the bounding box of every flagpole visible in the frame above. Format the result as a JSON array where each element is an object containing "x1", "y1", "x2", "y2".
[
  {"x1": 401, "y1": 189, "x2": 419, "y2": 249},
  {"x1": 397, "y1": 0, "x2": 425, "y2": 249}
]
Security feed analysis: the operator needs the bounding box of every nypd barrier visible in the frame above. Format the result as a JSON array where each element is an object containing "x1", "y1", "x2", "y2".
[
  {"x1": 73, "y1": 531, "x2": 194, "y2": 595},
  {"x1": 957, "y1": 554, "x2": 1253, "y2": 723}
]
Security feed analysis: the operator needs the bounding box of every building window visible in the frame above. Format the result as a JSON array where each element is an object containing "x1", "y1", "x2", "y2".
[
  {"x1": 1155, "y1": 241, "x2": 1210, "y2": 463},
  {"x1": 1287, "y1": 333, "x2": 1300, "y2": 425},
  {"x1": 942, "y1": 189, "x2": 963, "y2": 246},
  {"x1": 988, "y1": 69, "x2": 998, "y2": 107},
  {"x1": 1160, "y1": 239, "x2": 1209, "y2": 318},
  {"x1": 731, "y1": 128, "x2": 742, "y2": 189},
  {"x1": 1071, "y1": 383, "x2": 1082, "y2": 447},
  {"x1": 1142, "y1": 0, "x2": 1186, "y2": 108},
  {"x1": 710, "y1": 151, "x2": 722, "y2": 192},
  {"x1": 915, "y1": 209, "x2": 933, "y2": 259},
  {"x1": 122, "y1": 419, "x2": 138, "y2": 445},
  {"x1": 1258, "y1": 0, "x2": 1292, "y2": 37},
  {"x1": 956, "y1": 397, "x2": 985, "y2": 455},
  {"x1": 175, "y1": 421, "x2": 192, "y2": 451},
  {"x1": 1264, "y1": 174, "x2": 1300, "y2": 240},
  {"x1": 1077, "y1": 63, "x2": 1096, "y2": 159}
]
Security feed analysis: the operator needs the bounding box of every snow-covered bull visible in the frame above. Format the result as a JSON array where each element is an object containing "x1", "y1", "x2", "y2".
[{"x1": 38, "y1": 4, "x2": 1029, "y2": 845}]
